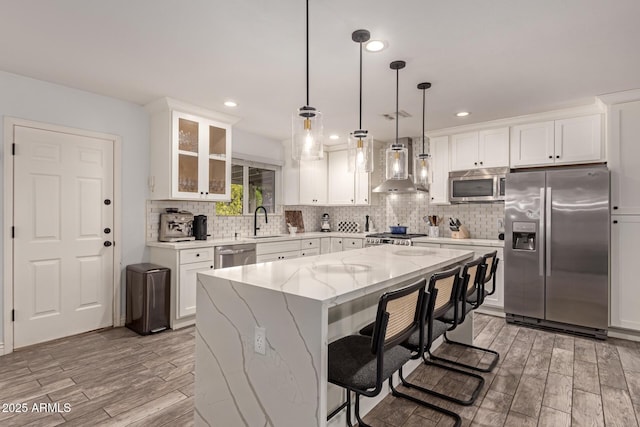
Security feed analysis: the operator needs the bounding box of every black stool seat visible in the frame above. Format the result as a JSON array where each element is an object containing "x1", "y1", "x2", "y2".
[
  {"x1": 328, "y1": 335, "x2": 412, "y2": 390},
  {"x1": 440, "y1": 302, "x2": 473, "y2": 323},
  {"x1": 466, "y1": 288, "x2": 488, "y2": 304}
]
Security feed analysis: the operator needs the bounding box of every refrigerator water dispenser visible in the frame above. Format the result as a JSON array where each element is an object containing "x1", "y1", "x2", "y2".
[{"x1": 512, "y1": 222, "x2": 536, "y2": 251}]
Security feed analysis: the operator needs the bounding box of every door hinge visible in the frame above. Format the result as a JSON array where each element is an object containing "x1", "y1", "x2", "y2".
[
  {"x1": 12, "y1": 143, "x2": 16, "y2": 155},
  {"x1": 12, "y1": 309, "x2": 15, "y2": 322},
  {"x1": 11, "y1": 226, "x2": 15, "y2": 238}
]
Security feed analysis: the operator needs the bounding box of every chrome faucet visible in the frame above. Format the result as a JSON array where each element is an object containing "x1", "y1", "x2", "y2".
[{"x1": 254, "y1": 206, "x2": 268, "y2": 236}]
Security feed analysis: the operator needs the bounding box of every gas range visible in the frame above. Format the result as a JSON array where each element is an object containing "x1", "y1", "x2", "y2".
[{"x1": 365, "y1": 233, "x2": 428, "y2": 247}]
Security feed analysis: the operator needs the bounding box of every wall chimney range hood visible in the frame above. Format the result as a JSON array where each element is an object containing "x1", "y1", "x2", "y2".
[{"x1": 372, "y1": 137, "x2": 429, "y2": 193}]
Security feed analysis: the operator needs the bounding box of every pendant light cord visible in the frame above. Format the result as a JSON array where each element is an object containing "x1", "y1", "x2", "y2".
[
  {"x1": 306, "y1": 0, "x2": 309, "y2": 106},
  {"x1": 359, "y1": 41, "x2": 363, "y2": 130},
  {"x1": 395, "y1": 68, "x2": 399, "y2": 144},
  {"x1": 422, "y1": 87, "x2": 426, "y2": 154}
]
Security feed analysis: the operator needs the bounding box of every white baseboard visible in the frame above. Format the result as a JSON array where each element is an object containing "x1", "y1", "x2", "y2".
[
  {"x1": 608, "y1": 327, "x2": 640, "y2": 342},
  {"x1": 475, "y1": 306, "x2": 505, "y2": 318},
  {"x1": 0, "y1": 342, "x2": 5, "y2": 355}
]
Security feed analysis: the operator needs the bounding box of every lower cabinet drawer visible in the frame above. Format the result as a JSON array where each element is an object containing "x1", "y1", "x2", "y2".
[
  {"x1": 300, "y1": 248, "x2": 320, "y2": 257},
  {"x1": 257, "y1": 250, "x2": 300, "y2": 262},
  {"x1": 343, "y1": 238, "x2": 364, "y2": 250},
  {"x1": 257, "y1": 241, "x2": 301, "y2": 255},
  {"x1": 300, "y1": 238, "x2": 320, "y2": 249},
  {"x1": 178, "y1": 261, "x2": 215, "y2": 318},
  {"x1": 180, "y1": 247, "x2": 214, "y2": 264}
]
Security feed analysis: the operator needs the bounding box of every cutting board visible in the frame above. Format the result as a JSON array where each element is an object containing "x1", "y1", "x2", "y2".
[{"x1": 284, "y1": 210, "x2": 305, "y2": 233}]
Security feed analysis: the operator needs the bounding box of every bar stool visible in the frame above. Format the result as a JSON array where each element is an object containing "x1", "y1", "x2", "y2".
[
  {"x1": 395, "y1": 265, "x2": 485, "y2": 407},
  {"x1": 434, "y1": 253, "x2": 500, "y2": 373},
  {"x1": 327, "y1": 278, "x2": 428, "y2": 427}
]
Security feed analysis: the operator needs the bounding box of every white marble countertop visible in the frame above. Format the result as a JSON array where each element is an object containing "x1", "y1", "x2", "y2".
[
  {"x1": 412, "y1": 236, "x2": 504, "y2": 247},
  {"x1": 200, "y1": 245, "x2": 473, "y2": 305},
  {"x1": 146, "y1": 231, "x2": 368, "y2": 249}
]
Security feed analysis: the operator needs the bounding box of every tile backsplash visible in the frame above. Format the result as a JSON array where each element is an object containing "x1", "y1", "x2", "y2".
[
  {"x1": 147, "y1": 198, "x2": 503, "y2": 242},
  {"x1": 146, "y1": 200, "x2": 324, "y2": 241}
]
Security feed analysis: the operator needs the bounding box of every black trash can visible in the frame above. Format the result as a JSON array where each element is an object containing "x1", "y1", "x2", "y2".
[{"x1": 126, "y1": 263, "x2": 170, "y2": 335}]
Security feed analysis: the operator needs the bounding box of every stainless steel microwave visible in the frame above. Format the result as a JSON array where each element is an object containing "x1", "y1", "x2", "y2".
[{"x1": 448, "y1": 167, "x2": 508, "y2": 203}]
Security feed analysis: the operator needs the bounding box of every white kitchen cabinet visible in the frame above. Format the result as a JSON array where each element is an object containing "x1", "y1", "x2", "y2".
[
  {"x1": 451, "y1": 128, "x2": 509, "y2": 171},
  {"x1": 178, "y1": 261, "x2": 214, "y2": 318},
  {"x1": 299, "y1": 157, "x2": 327, "y2": 204},
  {"x1": 441, "y1": 244, "x2": 504, "y2": 310},
  {"x1": 320, "y1": 237, "x2": 331, "y2": 254},
  {"x1": 429, "y1": 136, "x2": 450, "y2": 205},
  {"x1": 256, "y1": 250, "x2": 300, "y2": 263},
  {"x1": 327, "y1": 150, "x2": 370, "y2": 205},
  {"x1": 510, "y1": 121, "x2": 555, "y2": 167},
  {"x1": 608, "y1": 101, "x2": 640, "y2": 215},
  {"x1": 300, "y1": 248, "x2": 320, "y2": 257},
  {"x1": 147, "y1": 99, "x2": 237, "y2": 201},
  {"x1": 327, "y1": 150, "x2": 355, "y2": 204},
  {"x1": 330, "y1": 237, "x2": 344, "y2": 253},
  {"x1": 511, "y1": 115, "x2": 603, "y2": 168},
  {"x1": 149, "y1": 245, "x2": 216, "y2": 329},
  {"x1": 343, "y1": 238, "x2": 363, "y2": 250},
  {"x1": 610, "y1": 216, "x2": 640, "y2": 331}
]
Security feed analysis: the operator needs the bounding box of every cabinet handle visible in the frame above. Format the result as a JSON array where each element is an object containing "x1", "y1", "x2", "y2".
[
  {"x1": 548, "y1": 156, "x2": 553, "y2": 159},
  {"x1": 200, "y1": 191, "x2": 204, "y2": 195},
  {"x1": 556, "y1": 155, "x2": 560, "y2": 159},
  {"x1": 480, "y1": 161, "x2": 483, "y2": 165},
  {"x1": 364, "y1": 198, "x2": 367, "y2": 202},
  {"x1": 206, "y1": 192, "x2": 209, "y2": 195},
  {"x1": 474, "y1": 162, "x2": 477, "y2": 166},
  {"x1": 210, "y1": 265, "x2": 214, "y2": 269},
  {"x1": 613, "y1": 206, "x2": 619, "y2": 210},
  {"x1": 351, "y1": 199, "x2": 354, "y2": 203},
  {"x1": 196, "y1": 253, "x2": 200, "y2": 257},
  {"x1": 431, "y1": 197, "x2": 434, "y2": 200},
  {"x1": 613, "y1": 220, "x2": 618, "y2": 224}
]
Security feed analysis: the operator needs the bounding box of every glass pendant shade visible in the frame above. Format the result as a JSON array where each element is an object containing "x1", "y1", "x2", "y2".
[
  {"x1": 386, "y1": 143, "x2": 408, "y2": 180},
  {"x1": 292, "y1": 108, "x2": 323, "y2": 160},
  {"x1": 414, "y1": 152, "x2": 430, "y2": 187},
  {"x1": 347, "y1": 131, "x2": 373, "y2": 173}
]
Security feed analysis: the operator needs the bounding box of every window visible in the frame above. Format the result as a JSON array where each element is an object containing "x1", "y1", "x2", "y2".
[{"x1": 216, "y1": 161, "x2": 278, "y2": 215}]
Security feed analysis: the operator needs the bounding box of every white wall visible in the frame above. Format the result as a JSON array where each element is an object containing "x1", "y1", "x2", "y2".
[
  {"x1": 0, "y1": 70, "x2": 149, "y2": 348},
  {"x1": 232, "y1": 128, "x2": 284, "y2": 164}
]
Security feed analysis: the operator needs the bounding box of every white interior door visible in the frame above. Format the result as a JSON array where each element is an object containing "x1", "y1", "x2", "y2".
[{"x1": 13, "y1": 125, "x2": 114, "y2": 348}]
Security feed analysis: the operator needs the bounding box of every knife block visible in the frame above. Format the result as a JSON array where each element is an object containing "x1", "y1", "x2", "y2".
[{"x1": 451, "y1": 226, "x2": 470, "y2": 239}]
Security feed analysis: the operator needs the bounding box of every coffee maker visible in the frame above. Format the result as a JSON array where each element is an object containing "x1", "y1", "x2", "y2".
[
  {"x1": 192, "y1": 215, "x2": 208, "y2": 240},
  {"x1": 321, "y1": 213, "x2": 331, "y2": 232}
]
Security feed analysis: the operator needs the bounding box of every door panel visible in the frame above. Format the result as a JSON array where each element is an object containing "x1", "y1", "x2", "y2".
[
  {"x1": 13, "y1": 125, "x2": 114, "y2": 348},
  {"x1": 504, "y1": 171, "x2": 545, "y2": 318},
  {"x1": 545, "y1": 167, "x2": 609, "y2": 329}
]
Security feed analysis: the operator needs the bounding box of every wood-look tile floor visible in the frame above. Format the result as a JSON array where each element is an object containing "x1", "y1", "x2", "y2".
[{"x1": 1, "y1": 314, "x2": 640, "y2": 426}]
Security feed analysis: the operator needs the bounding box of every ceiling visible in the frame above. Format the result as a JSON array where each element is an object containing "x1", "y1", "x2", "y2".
[{"x1": 1, "y1": 0, "x2": 639, "y2": 144}]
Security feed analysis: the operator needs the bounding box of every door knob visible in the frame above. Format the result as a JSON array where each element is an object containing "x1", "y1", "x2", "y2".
[
  {"x1": 104, "y1": 241, "x2": 112, "y2": 247},
  {"x1": 104, "y1": 227, "x2": 111, "y2": 234}
]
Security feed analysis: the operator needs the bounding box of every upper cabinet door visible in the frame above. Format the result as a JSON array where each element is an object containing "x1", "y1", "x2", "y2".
[
  {"x1": 478, "y1": 128, "x2": 509, "y2": 168},
  {"x1": 450, "y1": 132, "x2": 479, "y2": 171},
  {"x1": 354, "y1": 172, "x2": 370, "y2": 205},
  {"x1": 171, "y1": 111, "x2": 231, "y2": 201},
  {"x1": 510, "y1": 121, "x2": 555, "y2": 167},
  {"x1": 299, "y1": 157, "x2": 327, "y2": 204},
  {"x1": 609, "y1": 101, "x2": 640, "y2": 215},
  {"x1": 429, "y1": 136, "x2": 450, "y2": 205},
  {"x1": 327, "y1": 150, "x2": 355, "y2": 204},
  {"x1": 554, "y1": 114, "x2": 603, "y2": 165}
]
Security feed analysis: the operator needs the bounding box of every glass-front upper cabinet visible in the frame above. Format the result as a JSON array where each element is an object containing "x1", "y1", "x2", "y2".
[
  {"x1": 147, "y1": 98, "x2": 237, "y2": 201},
  {"x1": 172, "y1": 111, "x2": 231, "y2": 200}
]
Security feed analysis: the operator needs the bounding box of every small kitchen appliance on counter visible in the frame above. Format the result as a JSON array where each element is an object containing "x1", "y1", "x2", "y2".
[
  {"x1": 192, "y1": 215, "x2": 208, "y2": 240},
  {"x1": 159, "y1": 209, "x2": 195, "y2": 242},
  {"x1": 321, "y1": 213, "x2": 331, "y2": 232}
]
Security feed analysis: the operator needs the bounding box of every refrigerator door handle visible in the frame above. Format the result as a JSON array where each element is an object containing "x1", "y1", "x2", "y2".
[
  {"x1": 546, "y1": 187, "x2": 552, "y2": 277},
  {"x1": 539, "y1": 187, "x2": 545, "y2": 277}
]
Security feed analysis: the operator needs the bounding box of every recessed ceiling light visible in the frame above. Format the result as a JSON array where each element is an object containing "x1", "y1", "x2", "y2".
[
  {"x1": 456, "y1": 111, "x2": 470, "y2": 117},
  {"x1": 365, "y1": 40, "x2": 385, "y2": 52},
  {"x1": 224, "y1": 101, "x2": 238, "y2": 107},
  {"x1": 329, "y1": 134, "x2": 340, "y2": 140}
]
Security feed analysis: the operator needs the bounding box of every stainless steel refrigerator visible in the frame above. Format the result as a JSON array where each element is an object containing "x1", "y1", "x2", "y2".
[{"x1": 504, "y1": 166, "x2": 609, "y2": 338}]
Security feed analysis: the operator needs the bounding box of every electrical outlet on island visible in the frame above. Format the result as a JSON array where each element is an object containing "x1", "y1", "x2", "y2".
[{"x1": 254, "y1": 326, "x2": 266, "y2": 355}]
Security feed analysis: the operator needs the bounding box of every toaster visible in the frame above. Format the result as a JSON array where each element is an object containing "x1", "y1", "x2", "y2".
[{"x1": 159, "y1": 211, "x2": 195, "y2": 242}]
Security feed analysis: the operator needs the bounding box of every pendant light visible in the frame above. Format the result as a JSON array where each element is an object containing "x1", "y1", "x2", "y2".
[
  {"x1": 414, "y1": 82, "x2": 431, "y2": 187},
  {"x1": 292, "y1": 0, "x2": 323, "y2": 161},
  {"x1": 347, "y1": 29, "x2": 373, "y2": 173},
  {"x1": 385, "y1": 61, "x2": 408, "y2": 180}
]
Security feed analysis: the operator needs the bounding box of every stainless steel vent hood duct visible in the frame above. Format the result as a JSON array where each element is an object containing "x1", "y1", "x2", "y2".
[{"x1": 372, "y1": 137, "x2": 428, "y2": 193}]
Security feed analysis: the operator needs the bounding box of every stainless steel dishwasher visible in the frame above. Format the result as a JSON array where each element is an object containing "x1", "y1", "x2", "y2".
[{"x1": 214, "y1": 243, "x2": 257, "y2": 269}]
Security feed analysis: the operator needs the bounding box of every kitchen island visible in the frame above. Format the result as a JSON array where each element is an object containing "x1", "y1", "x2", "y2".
[{"x1": 194, "y1": 245, "x2": 474, "y2": 427}]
